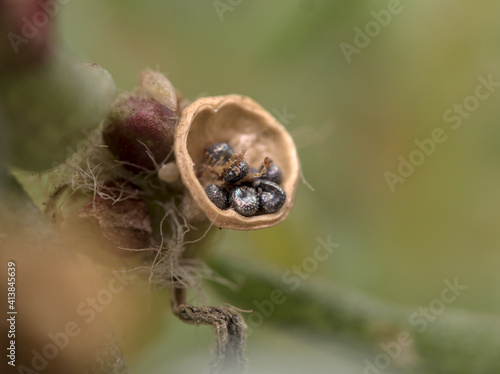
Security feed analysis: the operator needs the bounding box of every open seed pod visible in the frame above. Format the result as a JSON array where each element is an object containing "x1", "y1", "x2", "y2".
[{"x1": 175, "y1": 95, "x2": 299, "y2": 230}]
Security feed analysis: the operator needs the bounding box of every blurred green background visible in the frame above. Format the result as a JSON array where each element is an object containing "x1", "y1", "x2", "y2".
[{"x1": 55, "y1": 0, "x2": 500, "y2": 372}]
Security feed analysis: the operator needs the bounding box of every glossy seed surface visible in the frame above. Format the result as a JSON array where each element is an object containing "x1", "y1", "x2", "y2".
[
  {"x1": 230, "y1": 186, "x2": 259, "y2": 217},
  {"x1": 254, "y1": 179, "x2": 286, "y2": 213},
  {"x1": 206, "y1": 142, "x2": 235, "y2": 165},
  {"x1": 259, "y1": 191, "x2": 286, "y2": 213},
  {"x1": 205, "y1": 183, "x2": 230, "y2": 210},
  {"x1": 260, "y1": 164, "x2": 282, "y2": 184},
  {"x1": 224, "y1": 160, "x2": 249, "y2": 183}
]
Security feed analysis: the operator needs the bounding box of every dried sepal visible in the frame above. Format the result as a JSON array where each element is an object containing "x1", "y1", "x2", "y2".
[{"x1": 138, "y1": 69, "x2": 177, "y2": 112}]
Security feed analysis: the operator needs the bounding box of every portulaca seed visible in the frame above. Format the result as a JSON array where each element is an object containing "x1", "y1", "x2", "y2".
[
  {"x1": 206, "y1": 142, "x2": 235, "y2": 165},
  {"x1": 260, "y1": 163, "x2": 282, "y2": 184},
  {"x1": 205, "y1": 183, "x2": 230, "y2": 210},
  {"x1": 230, "y1": 186, "x2": 259, "y2": 217},
  {"x1": 254, "y1": 179, "x2": 286, "y2": 214},
  {"x1": 224, "y1": 160, "x2": 249, "y2": 183}
]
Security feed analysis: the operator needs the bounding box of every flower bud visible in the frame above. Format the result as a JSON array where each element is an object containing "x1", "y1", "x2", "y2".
[
  {"x1": 0, "y1": 0, "x2": 55, "y2": 72},
  {"x1": 103, "y1": 93, "x2": 178, "y2": 171}
]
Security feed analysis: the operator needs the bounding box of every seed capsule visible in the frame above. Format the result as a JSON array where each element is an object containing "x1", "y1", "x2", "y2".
[
  {"x1": 205, "y1": 183, "x2": 230, "y2": 210},
  {"x1": 254, "y1": 179, "x2": 286, "y2": 214},
  {"x1": 206, "y1": 142, "x2": 235, "y2": 165},
  {"x1": 174, "y1": 95, "x2": 300, "y2": 230},
  {"x1": 260, "y1": 163, "x2": 282, "y2": 184},
  {"x1": 230, "y1": 186, "x2": 259, "y2": 217},
  {"x1": 224, "y1": 160, "x2": 249, "y2": 183}
]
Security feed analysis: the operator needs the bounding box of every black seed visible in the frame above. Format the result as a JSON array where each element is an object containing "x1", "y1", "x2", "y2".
[
  {"x1": 253, "y1": 179, "x2": 283, "y2": 193},
  {"x1": 259, "y1": 164, "x2": 282, "y2": 184},
  {"x1": 205, "y1": 183, "x2": 230, "y2": 210},
  {"x1": 254, "y1": 179, "x2": 286, "y2": 214},
  {"x1": 259, "y1": 192, "x2": 286, "y2": 214},
  {"x1": 230, "y1": 186, "x2": 259, "y2": 217},
  {"x1": 206, "y1": 142, "x2": 234, "y2": 165},
  {"x1": 224, "y1": 160, "x2": 249, "y2": 183}
]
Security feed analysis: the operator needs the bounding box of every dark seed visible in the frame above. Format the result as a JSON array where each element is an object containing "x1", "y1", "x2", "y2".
[
  {"x1": 206, "y1": 142, "x2": 235, "y2": 165},
  {"x1": 253, "y1": 179, "x2": 284, "y2": 193},
  {"x1": 254, "y1": 179, "x2": 286, "y2": 214},
  {"x1": 259, "y1": 163, "x2": 282, "y2": 184},
  {"x1": 230, "y1": 186, "x2": 259, "y2": 217},
  {"x1": 224, "y1": 160, "x2": 249, "y2": 183},
  {"x1": 205, "y1": 183, "x2": 230, "y2": 210}
]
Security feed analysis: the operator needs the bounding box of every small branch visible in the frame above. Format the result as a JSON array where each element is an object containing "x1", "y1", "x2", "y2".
[{"x1": 171, "y1": 287, "x2": 248, "y2": 373}]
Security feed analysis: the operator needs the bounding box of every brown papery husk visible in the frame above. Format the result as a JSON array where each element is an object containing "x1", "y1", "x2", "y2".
[{"x1": 175, "y1": 95, "x2": 300, "y2": 230}]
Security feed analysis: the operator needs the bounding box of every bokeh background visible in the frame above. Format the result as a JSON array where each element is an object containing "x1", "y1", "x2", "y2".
[{"x1": 4, "y1": 0, "x2": 500, "y2": 373}]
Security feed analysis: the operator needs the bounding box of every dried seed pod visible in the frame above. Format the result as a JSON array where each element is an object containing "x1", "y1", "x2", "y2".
[{"x1": 174, "y1": 95, "x2": 299, "y2": 230}]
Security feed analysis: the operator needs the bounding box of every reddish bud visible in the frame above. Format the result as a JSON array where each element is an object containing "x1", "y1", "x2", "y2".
[
  {"x1": 78, "y1": 182, "x2": 152, "y2": 251},
  {"x1": 0, "y1": 0, "x2": 56, "y2": 72},
  {"x1": 103, "y1": 94, "x2": 178, "y2": 171}
]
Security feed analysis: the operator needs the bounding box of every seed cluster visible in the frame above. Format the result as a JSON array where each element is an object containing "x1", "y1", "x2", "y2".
[{"x1": 204, "y1": 142, "x2": 286, "y2": 217}]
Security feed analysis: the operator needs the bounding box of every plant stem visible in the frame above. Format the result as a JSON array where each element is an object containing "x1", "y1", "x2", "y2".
[
  {"x1": 171, "y1": 287, "x2": 248, "y2": 374},
  {"x1": 209, "y1": 258, "x2": 500, "y2": 374}
]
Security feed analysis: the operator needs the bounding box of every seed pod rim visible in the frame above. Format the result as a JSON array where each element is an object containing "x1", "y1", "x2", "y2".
[{"x1": 174, "y1": 95, "x2": 300, "y2": 230}]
